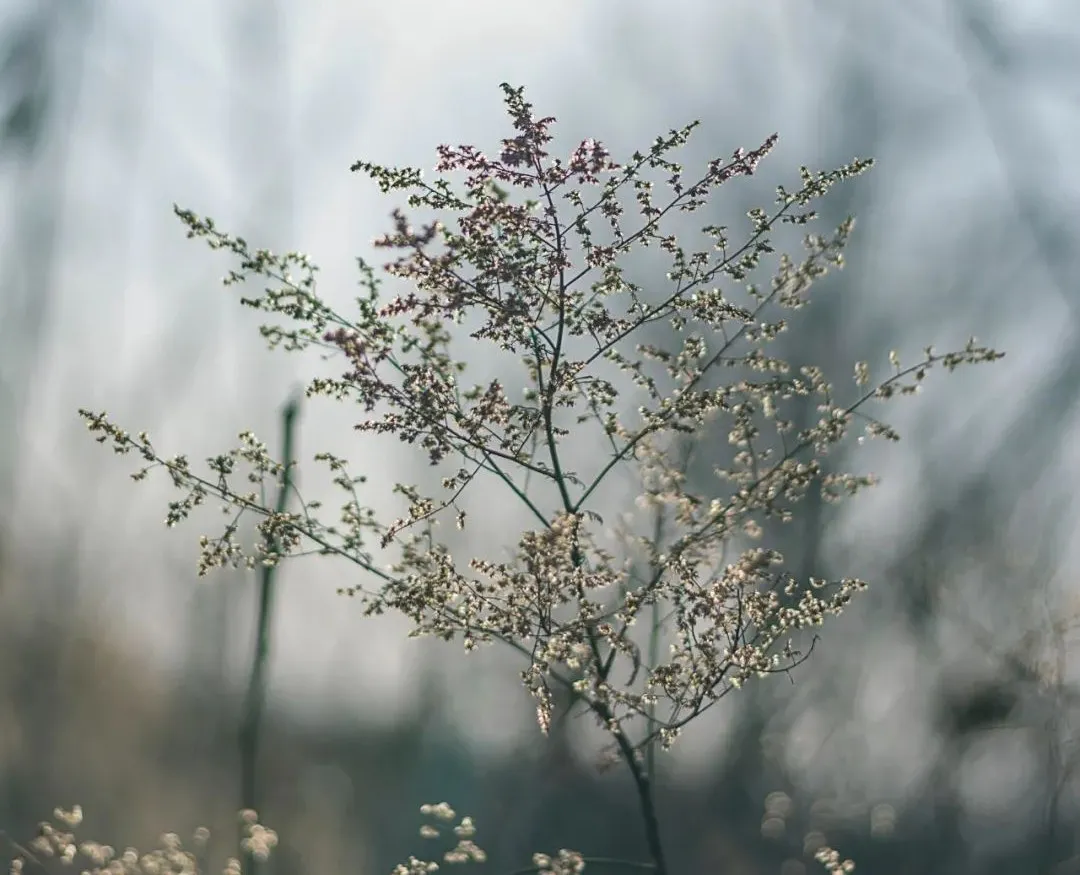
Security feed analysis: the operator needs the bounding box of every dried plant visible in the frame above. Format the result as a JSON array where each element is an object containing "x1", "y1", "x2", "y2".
[{"x1": 70, "y1": 83, "x2": 1002, "y2": 874}]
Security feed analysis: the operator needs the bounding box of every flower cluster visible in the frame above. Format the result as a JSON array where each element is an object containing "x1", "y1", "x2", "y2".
[
  {"x1": 395, "y1": 803, "x2": 486, "y2": 874},
  {"x1": 4, "y1": 807, "x2": 274, "y2": 875}
]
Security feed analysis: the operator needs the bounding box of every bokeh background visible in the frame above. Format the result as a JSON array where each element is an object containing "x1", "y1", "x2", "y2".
[{"x1": 1, "y1": 1, "x2": 1078, "y2": 873}]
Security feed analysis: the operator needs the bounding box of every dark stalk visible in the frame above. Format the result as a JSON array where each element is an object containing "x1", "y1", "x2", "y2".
[{"x1": 238, "y1": 391, "x2": 301, "y2": 875}]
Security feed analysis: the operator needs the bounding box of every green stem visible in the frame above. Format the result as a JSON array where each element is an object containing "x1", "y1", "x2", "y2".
[{"x1": 238, "y1": 391, "x2": 301, "y2": 875}]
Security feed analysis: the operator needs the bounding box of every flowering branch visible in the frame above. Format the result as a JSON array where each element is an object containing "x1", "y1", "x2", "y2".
[{"x1": 77, "y1": 83, "x2": 1003, "y2": 875}]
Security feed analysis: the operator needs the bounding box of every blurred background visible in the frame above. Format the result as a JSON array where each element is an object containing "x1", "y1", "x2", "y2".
[{"x1": 1, "y1": 0, "x2": 1078, "y2": 873}]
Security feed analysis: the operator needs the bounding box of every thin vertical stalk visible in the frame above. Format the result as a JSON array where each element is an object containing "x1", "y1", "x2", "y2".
[
  {"x1": 643, "y1": 502, "x2": 670, "y2": 790},
  {"x1": 238, "y1": 392, "x2": 300, "y2": 875}
]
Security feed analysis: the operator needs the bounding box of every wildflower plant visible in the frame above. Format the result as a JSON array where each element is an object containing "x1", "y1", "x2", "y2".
[{"x1": 74, "y1": 84, "x2": 1002, "y2": 874}]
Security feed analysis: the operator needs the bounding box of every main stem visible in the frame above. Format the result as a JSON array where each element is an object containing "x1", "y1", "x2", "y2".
[
  {"x1": 532, "y1": 163, "x2": 667, "y2": 875},
  {"x1": 599, "y1": 702, "x2": 669, "y2": 875}
]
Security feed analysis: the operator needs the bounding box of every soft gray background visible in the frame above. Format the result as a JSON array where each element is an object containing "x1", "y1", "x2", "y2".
[{"x1": 2, "y1": 1, "x2": 1078, "y2": 873}]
